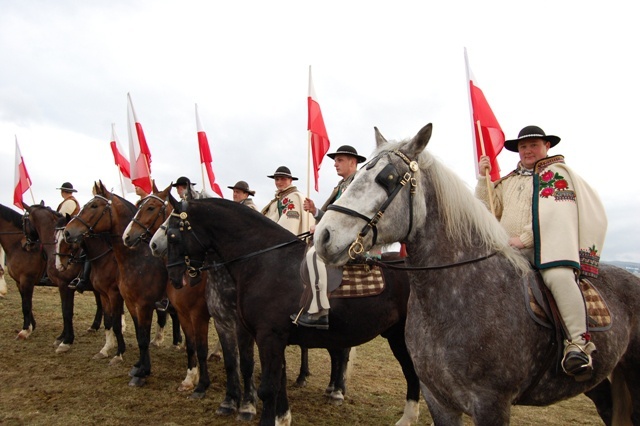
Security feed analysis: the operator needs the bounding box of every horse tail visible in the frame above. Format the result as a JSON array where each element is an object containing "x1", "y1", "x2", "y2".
[
  {"x1": 346, "y1": 347, "x2": 357, "y2": 381},
  {"x1": 610, "y1": 365, "x2": 633, "y2": 425}
]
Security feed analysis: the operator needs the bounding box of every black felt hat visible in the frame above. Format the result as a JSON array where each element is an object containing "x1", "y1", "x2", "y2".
[
  {"x1": 327, "y1": 145, "x2": 366, "y2": 163},
  {"x1": 267, "y1": 166, "x2": 298, "y2": 181},
  {"x1": 56, "y1": 182, "x2": 77, "y2": 193},
  {"x1": 227, "y1": 180, "x2": 255, "y2": 196},
  {"x1": 172, "y1": 176, "x2": 196, "y2": 187},
  {"x1": 504, "y1": 125, "x2": 561, "y2": 152}
]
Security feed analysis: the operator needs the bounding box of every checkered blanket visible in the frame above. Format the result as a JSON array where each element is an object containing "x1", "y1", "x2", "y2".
[{"x1": 331, "y1": 263, "x2": 385, "y2": 298}]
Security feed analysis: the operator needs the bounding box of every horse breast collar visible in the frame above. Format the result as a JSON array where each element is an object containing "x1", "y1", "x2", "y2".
[{"x1": 327, "y1": 149, "x2": 418, "y2": 259}]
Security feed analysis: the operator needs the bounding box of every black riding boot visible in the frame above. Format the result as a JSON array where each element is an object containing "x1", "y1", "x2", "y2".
[
  {"x1": 69, "y1": 257, "x2": 91, "y2": 293},
  {"x1": 155, "y1": 298, "x2": 170, "y2": 312}
]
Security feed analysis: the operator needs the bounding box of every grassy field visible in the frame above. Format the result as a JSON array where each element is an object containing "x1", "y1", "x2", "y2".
[{"x1": 0, "y1": 277, "x2": 603, "y2": 425}]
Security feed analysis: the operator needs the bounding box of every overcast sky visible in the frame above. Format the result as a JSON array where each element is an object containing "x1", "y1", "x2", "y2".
[{"x1": 1, "y1": 1, "x2": 638, "y2": 262}]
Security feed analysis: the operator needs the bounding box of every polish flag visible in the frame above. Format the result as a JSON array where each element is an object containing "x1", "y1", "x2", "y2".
[
  {"x1": 307, "y1": 66, "x2": 331, "y2": 192},
  {"x1": 195, "y1": 104, "x2": 223, "y2": 198},
  {"x1": 127, "y1": 93, "x2": 153, "y2": 194},
  {"x1": 13, "y1": 137, "x2": 32, "y2": 210},
  {"x1": 109, "y1": 123, "x2": 134, "y2": 193},
  {"x1": 465, "y1": 48, "x2": 504, "y2": 182}
]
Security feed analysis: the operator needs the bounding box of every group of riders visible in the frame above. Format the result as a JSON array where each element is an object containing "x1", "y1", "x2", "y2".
[{"x1": 24, "y1": 124, "x2": 605, "y2": 382}]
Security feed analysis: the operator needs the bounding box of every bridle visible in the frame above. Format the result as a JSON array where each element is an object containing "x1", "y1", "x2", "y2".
[
  {"x1": 68, "y1": 195, "x2": 113, "y2": 237},
  {"x1": 128, "y1": 194, "x2": 170, "y2": 245},
  {"x1": 327, "y1": 149, "x2": 418, "y2": 260}
]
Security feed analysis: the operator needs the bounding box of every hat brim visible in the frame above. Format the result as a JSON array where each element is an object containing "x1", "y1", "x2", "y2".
[
  {"x1": 327, "y1": 152, "x2": 367, "y2": 163},
  {"x1": 56, "y1": 187, "x2": 77, "y2": 193},
  {"x1": 267, "y1": 174, "x2": 298, "y2": 181},
  {"x1": 504, "y1": 135, "x2": 561, "y2": 152},
  {"x1": 171, "y1": 183, "x2": 196, "y2": 187},
  {"x1": 227, "y1": 186, "x2": 256, "y2": 196}
]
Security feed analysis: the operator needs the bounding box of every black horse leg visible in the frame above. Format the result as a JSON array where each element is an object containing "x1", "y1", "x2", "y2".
[
  {"x1": 191, "y1": 321, "x2": 211, "y2": 399},
  {"x1": 57, "y1": 285, "x2": 75, "y2": 349},
  {"x1": 584, "y1": 379, "x2": 612, "y2": 426},
  {"x1": 237, "y1": 324, "x2": 257, "y2": 421},
  {"x1": 326, "y1": 348, "x2": 350, "y2": 404},
  {"x1": 129, "y1": 314, "x2": 152, "y2": 386},
  {"x1": 112, "y1": 307, "x2": 127, "y2": 358},
  {"x1": 17, "y1": 282, "x2": 36, "y2": 338},
  {"x1": 89, "y1": 291, "x2": 103, "y2": 331},
  {"x1": 215, "y1": 321, "x2": 242, "y2": 416},
  {"x1": 295, "y1": 346, "x2": 311, "y2": 387},
  {"x1": 169, "y1": 309, "x2": 182, "y2": 346}
]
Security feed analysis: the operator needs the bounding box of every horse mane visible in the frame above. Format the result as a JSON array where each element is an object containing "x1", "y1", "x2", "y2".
[
  {"x1": 0, "y1": 204, "x2": 24, "y2": 230},
  {"x1": 373, "y1": 140, "x2": 530, "y2": 276},
  {"x1": 111, "y1": 193, "x2": 137, "y2": 215}
]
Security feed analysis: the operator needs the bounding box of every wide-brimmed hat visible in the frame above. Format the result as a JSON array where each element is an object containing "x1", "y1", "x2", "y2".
[
  {"x1": 227, "y1": 180, "x2": 255, "y2": 196},
  {"x1": 327, "y1": 145, "x2": 366, "y2": 163},
  {"x1": 504, "y1": 125, "x2": 561, "y2": 152},
  {"x1": 172, "y1": 176, "x2": 196, "y2": 187},
  {"x1": 267, "y1": 166, "x2": 298, "y2": 181},
  {"x1": 56, "y1": 182, "x2": 77, "y2": 193}
]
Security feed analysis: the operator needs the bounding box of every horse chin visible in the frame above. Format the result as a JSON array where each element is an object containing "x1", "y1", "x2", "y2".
[
  {"x1": 316, "y1": 243, "x2": 351, "y2": 267},
  {"x1": 168, "y1": 274, "x2": 184, "y2": 290}
]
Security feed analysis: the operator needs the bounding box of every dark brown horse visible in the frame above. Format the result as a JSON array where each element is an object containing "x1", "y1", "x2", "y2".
[
  {"x1": 0, "y1": 203, "x2": 47, "y2": 339},
  {"x1": 122, "y1": 185, "x2": 213, "y2": 399},
  {"x1": 64, "y1": 181, "x2": 177, "y2": 386},
  {"x1": 163, "y1": 198, "x2": 421, "y2": 426}
]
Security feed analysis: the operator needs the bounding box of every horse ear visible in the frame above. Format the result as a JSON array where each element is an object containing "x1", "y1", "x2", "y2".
[
  {"x1": 22, "y1": 201, "x2": 30, "y2": 211},
  {"x1": 40, "y1": 200, "x2": 45, "y2": 206},
  {"x1": 374, "y1": 127, "x2": 387, "y2": 148},
  {"x1": 168, "y1": 192, "x2": 180, "y2": 210},
  {"x1": 406, "y1": 123, "x2": 433, "y2": 157},
  {"x1": 152, "y1": 180, "x2": 159, "y2": 194}
]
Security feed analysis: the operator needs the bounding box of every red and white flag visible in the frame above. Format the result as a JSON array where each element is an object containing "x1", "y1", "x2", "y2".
[
  {"x1": 109, "y1": 123, "x2": 134, "y2": 193},
  {"x1": 13, "y1": 136, "x2": 32, "y2": 210},
  {"x1": 307, "y1": 66, "x2": 331, "y2": 192},
  {"x1": 465, "y1": 48, "x2": 504, "y2": 182},
  {"x1": 195, "y1": 104, "x2": 223, "y2": 198},
  {"x1": 127, "y1": 93, "x2": 153, "y2": 193}
]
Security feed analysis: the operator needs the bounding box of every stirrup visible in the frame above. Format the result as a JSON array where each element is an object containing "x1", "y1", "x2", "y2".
[
  {"x1": 561, "y1": 341, "x2": 595, "y2": 382},
  {"x1": 68, "y1": 277, "x2": 81, "y2": 290},
  {"x1": 155, "y1": 299, "x2": 170, "y2": 312}
]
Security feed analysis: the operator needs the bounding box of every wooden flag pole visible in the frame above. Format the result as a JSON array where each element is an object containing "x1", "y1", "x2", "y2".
[
  {"x1": 28, "y1": 186, "x2": 36, "y2": 206},
  {"x1": 116, "y1": 165, "x2": 126, "y2": 197},
  {"x1": 306, "y1": 130, "x2": 313, "y2": 224},
  {"x1": 476, "y1": 120, "x2": 496, "y2": 217},
  {"x1": 200, "y1": 164, "x2": 207, "y2": 195}
]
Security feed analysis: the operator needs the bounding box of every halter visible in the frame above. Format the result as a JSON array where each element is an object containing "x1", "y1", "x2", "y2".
[
  {"x1": 327, "y1": 149, "x2": 418, "y2": 259},
  {"x1": 69, "y1": 195, "x2": 113, "y2": 237},
  {"x1": 128, "y1": 194, "x2": 170, "y2": 245}
]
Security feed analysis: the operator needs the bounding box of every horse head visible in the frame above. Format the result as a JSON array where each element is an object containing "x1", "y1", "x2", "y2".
[
  {"x1": 315, "y1": 123, "x2": 432, "y2": 266},
  {"x1": 64, "y1": 180, "x2": 114, "y2": 244},
  {"x1": 54, "y1": 214, "x2": 81, "y2": 271},
  {"x1": 123, "y1": 184, "x2": 174, "y2": 248}
]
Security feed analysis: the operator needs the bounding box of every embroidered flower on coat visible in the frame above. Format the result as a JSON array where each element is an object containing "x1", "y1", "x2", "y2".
[{"x1": 538, "y1": 169, "x2": 571, "y2": 199}]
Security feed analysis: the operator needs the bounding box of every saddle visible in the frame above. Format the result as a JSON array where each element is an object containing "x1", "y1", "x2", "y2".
[
  {"x1": 299, "y1": 261, "x2": 386, "y2": 310},
  {"x1": 524, "y1": 272, "x2": 612, "y2": 332}
]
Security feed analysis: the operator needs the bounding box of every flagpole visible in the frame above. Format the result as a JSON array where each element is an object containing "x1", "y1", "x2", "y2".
[
  {"x1": 201, "y1": 164, "x2": 207, "y2": 193},
  {"x1": 116, "y1": 165, "x2": 126, "y2": 196},
  {"x1": 476, "y1": 120, "x2": 496, "y2": 216},
  {"x1": 28, "y1": 187, "x2": 36, "y2": 205}
]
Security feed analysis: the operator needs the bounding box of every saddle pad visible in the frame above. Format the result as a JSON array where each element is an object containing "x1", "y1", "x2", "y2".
[
  {"x1": 526, "y1": 278, "x2": 612, "y2": 331},
  {"x1": 331, "y1": 263, "x2": 385, "y2": 298}
]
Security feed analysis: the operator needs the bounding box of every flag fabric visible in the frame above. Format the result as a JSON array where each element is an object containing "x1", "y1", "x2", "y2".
[
  {"x1": 13, "y1": 137, "x2": 32, "y2": 210},
  {"x1": 307, "y1": 66, "x2": 331, "y2": 192},
  {"x1": 195, "y1": 104, "x2": 223, "y2": 198},
  {"x1": 127, "y1": 93, "x2": 153, "y2": 193},
  {"x1": 464, "y1": 48, "x2": 504, "y2": 182},
  {"x1": 109, "y1": 123, "x2": 135, "y2": 193}
]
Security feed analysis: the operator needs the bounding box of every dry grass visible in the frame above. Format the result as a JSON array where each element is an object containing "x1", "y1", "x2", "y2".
[{"x1": 0, "y1": 277, "x2": 603, "y2": 425}]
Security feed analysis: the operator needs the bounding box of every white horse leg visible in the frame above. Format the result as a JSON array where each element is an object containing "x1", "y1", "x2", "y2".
[
  {"x1": 0, "y1": 273, "x2": 7, "y2": 298},
  {"x1": 395, "y1": 400, "x2": 420, "y2": 426},
  {"x1": 150, "y1": 325, "x2": 165, "y2": 347},
  {"x1": 109, "y1": 354, "x2": 123, "y2": 365},
  {"x1": 275, "y1": 410, "x2": 292, "y2": 426},
  {"x1": 121, "y1": 314, "x2": 127, "y2": 334},
  {"x1": 178, "y1": 367, "x2": 199, "y2": 392},
  {"x1": 94, "y1": 329, "x2": 116, "y2": 359},
  {"x1": 16, "y1": 325, "x2": 33, "y2": 340}
]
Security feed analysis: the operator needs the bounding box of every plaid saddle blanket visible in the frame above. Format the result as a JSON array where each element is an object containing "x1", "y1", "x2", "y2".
[
  {"x1": 525, "y1": 276, "x2": 611, "y2": 332},
  {"x1": 331, "y1": 263, "x2": 385, "y2": 298}
]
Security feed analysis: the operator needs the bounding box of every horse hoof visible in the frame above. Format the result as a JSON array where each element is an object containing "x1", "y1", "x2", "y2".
[
  {"x1": 327, "y1": 390, "x2": 345, "y2": 406},
  {"x1": 55, "y1": 343, "x2": 72, "y2": 354},
  {"x1": 237, "y1": 412, "x2": 256, "y2": 422},
  {"x1": 129, "y1": 366, "x2": 140, "y2": 377},
  {"x1": 173, "y1": 344, "x2": 182, "y2": 351},
  {"x1": 53, "y1": 339, "x2": 63, "y2": 348},
  {"x1": 178, "y1": 382, "x2": 195, "y2": 392},
  {"x1": 93, "y1": 352, "x2": 108, "y2": 360},
  {"x1": 86, "y1": 327, "x2": 99, "y2": 333},
  {"x1": 16, "y1": 331, "x2": 29, "y2": 340},
  {"x1": 215, "y1": 405, "x2": 238, "y2": 416},
  {"x1": 188, "y1": 391, "x2": 206, "y2": 400},
  {"x1": 294, "y1": 379, "x2": 307, "y2": 388},
  {"x1": 109, "y1": 355, "x2": 123, "y2": 366},
  {"x1": 128, "y1": 376, "x2": 146, "y2": 387}
]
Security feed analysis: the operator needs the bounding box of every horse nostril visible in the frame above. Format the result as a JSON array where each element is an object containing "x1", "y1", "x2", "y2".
[
  {"x1": 150, "y1": 242, "x2": 157, "y2": 250},
  {"x1": 320, "y1": 228, "x2": 331, "y2": 246}
]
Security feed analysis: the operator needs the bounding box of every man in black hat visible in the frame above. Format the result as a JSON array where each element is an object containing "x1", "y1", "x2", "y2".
[
  {"x1": 56, "y1": 182, "x2": 80, "y2": 216},
  {"x1": 172, "y1": 176, "x2": 201, "y2": 201},
  {"x1": 228, "y1": 180, "x2": 257, "y2": 210},
  {"x1": 476, "y1": 125, "x2": 607, "y2": 381},
  {"x1": 292, "y1": 145, "x2": 366, "y2": 329},
  {"x1": 261, "y1": 166, "x2": 310, "y2": 236}
]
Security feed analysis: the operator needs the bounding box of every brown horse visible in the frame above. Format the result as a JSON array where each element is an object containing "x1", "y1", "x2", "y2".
[
  {"x1": 64, "y1": 181, "x2": 177, "y2": 386},
  {"x1": 122, "y1": 185, "x2": 212, "y2": 398},
  {"x1": 0, "y1": 203, "x2": 47, "y2": 339}
]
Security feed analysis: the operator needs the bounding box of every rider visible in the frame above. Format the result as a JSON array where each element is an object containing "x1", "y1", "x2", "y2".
[
  {"x1": 293, "y1": 145, "x2": 366, "y2": 329},
  {"x1": 475, "y1": 125, "x2": 607, "y2": 381},
  {"x1": 261, "y1": 166, "x2": 310, "y2": 236},
  {"x1": 50, "y1": 183, "x2": 81, "y2": 288},
  {"x1": 228, "y1": 180, "x2": 258, "y2": 210}
]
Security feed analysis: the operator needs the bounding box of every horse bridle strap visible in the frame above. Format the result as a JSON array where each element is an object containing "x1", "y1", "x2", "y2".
[
  {"x1": 327, "y1": 149, "x2": 418, "y2": 259},
  {"x1": 71, "y1": 195, "x2": 113, "y2": 235},
  {"x1": 360, "y1": 251, "x2": 498, "y2": 271},
  {"x1": 129, "y1": 194, "x2": 169, "y2": 244}
]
